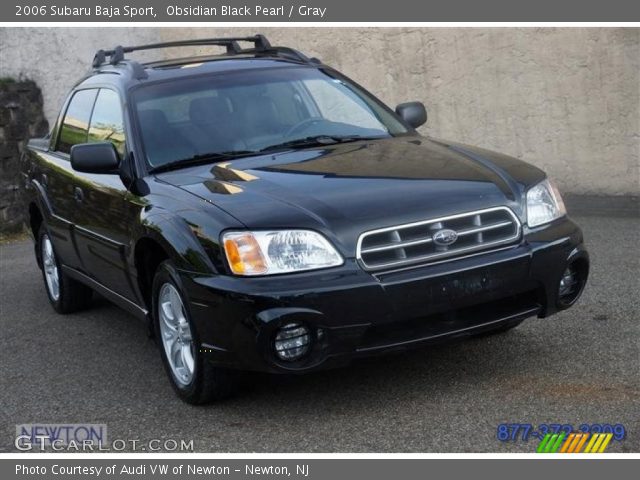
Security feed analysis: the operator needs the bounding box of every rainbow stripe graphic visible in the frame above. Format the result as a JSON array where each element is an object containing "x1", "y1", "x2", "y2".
[{"x1": 537, "y1": 432, "x2": 613, "y2": 453}]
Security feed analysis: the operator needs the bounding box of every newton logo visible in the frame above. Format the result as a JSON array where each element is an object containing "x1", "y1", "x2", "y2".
[{"x1": 536, "y1": 432, "x2": 613, "y2": 453}]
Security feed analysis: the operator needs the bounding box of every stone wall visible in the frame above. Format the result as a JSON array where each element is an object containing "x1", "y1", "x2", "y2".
[
  {"x1": 0, "y1": 27, "x2": 638, "y2": 196},
  {"x1": 0, "y1": 80, "x2": 48, "y2": 233}
]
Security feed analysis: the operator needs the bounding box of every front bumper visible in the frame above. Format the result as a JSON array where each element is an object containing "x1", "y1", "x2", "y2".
[{"x1": 180, "y1": 216, "x2": 588, "y2": 373}]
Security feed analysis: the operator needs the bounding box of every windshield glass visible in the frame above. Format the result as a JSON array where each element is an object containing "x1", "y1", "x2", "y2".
[{"x1": 132, "y1": 66, "x2": 409, "y2": 169}]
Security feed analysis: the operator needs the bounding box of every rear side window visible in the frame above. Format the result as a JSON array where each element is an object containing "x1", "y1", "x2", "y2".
[
  {"x1": 57, "y1": 89, "x2": 98, "y2": 154},
  {"x1": 88, "y1": 89, "x2": 126, "y2": 156}
]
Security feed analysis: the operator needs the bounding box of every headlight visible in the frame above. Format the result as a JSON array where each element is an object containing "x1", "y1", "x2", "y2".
[
  {"x1": 526, "y1": 178, "x2": 567, "y2": 227},
  {"x1": 222, "y1": 230, "x2": 343, "y2": 276}
]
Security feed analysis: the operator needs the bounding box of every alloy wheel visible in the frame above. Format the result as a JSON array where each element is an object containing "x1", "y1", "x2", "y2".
[
  {"x1": 42, "y1": 234, "x2": 60, "y2": 301},
  {"x1": 158, "y1": 283, "x2": 195, "y2": 386}
]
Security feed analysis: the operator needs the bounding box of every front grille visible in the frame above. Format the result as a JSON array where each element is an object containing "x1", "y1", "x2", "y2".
[{"x1": 357, "y1": 207, "x2": 521, "y2": 271}]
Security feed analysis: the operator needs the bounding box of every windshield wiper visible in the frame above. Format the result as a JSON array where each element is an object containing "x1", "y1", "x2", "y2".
[
  {"x1": 258, "y1": 135, "x2": 379, "y2": 153},
  {"x1": 151, "y1": 136, "x2": 384, "y2": 173},
  {"x1": 150, "y1": 151, "x2": 257, "y2": 174}
]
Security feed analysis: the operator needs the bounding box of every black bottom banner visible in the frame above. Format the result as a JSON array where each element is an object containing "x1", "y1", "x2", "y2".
[{"x1": 3, "y1": 458, "x2": 638, "y2": 480}]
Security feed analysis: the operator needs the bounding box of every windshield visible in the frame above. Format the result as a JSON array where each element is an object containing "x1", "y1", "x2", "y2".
[{"x1": 132, "y1": 66, "x2": 409, "y2": 169}]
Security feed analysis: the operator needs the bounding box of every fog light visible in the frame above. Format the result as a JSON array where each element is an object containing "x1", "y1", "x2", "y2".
[
  {"x1": 274, "y1": 323, "x2": 311, "y2": 361},
  {"x1": 558, "y1": 260, "x2": 587, "y2": 307},
  {"x1": 558, "y1": 266, "x2": 577, "y2": 298}
]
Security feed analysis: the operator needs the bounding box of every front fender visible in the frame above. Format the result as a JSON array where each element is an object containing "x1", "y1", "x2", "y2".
[{"x1": 137, "y1": 212, "x2": 219, "y2": 274}]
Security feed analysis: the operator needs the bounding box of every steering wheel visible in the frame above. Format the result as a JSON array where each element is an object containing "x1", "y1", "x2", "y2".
[{"x1": 284, "y1": 117, "x2": 325, "y2": 138}]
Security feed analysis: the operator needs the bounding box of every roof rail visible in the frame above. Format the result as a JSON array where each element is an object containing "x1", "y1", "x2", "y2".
[{"x1": 91, "y1": 35, "x2": 318, "y2": 76}]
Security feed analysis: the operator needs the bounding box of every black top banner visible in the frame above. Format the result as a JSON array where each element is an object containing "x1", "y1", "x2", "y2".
[{"x1": 4, "y1": 0, "x2": 640, "y2": 22}]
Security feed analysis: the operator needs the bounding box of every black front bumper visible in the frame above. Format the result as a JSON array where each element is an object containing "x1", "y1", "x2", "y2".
[{"x1": 180, "y1": 217, "x2": 588, "y2": 374}]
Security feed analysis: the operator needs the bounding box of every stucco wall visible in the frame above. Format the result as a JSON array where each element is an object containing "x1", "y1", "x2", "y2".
[
  {"x1": 0, "y1": 28, "x2": 159, "y2": 123},
  {"x1": 1, "y1": 27, "x2": 638, "y2": 195}
]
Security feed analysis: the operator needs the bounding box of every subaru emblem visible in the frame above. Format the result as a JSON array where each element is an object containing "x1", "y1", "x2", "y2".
[{"x1": 433, "y1": 228, "x2": 458, "y2": 246}]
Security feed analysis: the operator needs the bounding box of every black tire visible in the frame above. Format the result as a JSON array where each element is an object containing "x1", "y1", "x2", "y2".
[
  {"x1": 37, "y1": 224, "x2": 93, "y2": 314},
  {"x1": 152, "y1": 260, "x2": 239, "y2": 404}
]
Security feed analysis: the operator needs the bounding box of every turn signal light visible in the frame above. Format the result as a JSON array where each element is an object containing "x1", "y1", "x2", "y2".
[{"x1": 223, "y1": 234, "x2": 268, "y2": 275}]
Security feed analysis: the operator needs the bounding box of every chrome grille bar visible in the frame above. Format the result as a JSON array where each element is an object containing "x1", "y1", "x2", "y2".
[
  {"x1": 356, "y1": 207, "x2": 521, "y2": 271},
  {"x1": 456, "y1": 220, "x2": 514, "y2": 237},
  {"x1": 361, "y1": 236, "x2": 433, "y2": 254}
]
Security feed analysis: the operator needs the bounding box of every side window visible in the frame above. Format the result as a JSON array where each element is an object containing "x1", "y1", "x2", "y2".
[
  {"x1": 57, "y1": 89, "x2": 98, "y2": 154},
  {"x1": 88, "y1": 89, "x2": 126, "y2": 157}
]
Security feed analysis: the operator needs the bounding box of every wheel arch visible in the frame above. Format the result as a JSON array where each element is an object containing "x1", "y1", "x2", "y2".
[
  {"x1": 28, "y1": 202, "x2": 44, "y2": 267},
  {"x1": 28, "y1": 202, "x2": 43, "y2": 238},
  {"x1": 133, "y1": 235, "x2": 170, "y2": 313},
  {"x1": 133, "y1": 216, "x2": 219, "y2": 312}
]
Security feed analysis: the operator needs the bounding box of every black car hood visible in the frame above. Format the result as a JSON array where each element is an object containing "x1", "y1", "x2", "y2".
[{"x1": 157, "y1": 137, "x2": 544, "y2": 254}]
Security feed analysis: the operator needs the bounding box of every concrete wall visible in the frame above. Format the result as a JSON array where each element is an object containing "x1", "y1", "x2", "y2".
[
  {"x1": 1, "y1": 27, "x2": 638, "y2": 195},
  {"x1": 0, "y1": 28, "x2": 159, "y2": 123}
]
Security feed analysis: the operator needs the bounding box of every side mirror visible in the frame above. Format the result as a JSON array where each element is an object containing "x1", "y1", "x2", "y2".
[
  {"x1": 395, "y1": 102, "x2": 427, "y2": 129},
  {"x1": 70, "y1": 142, "x2": 120, "y2": 174}
]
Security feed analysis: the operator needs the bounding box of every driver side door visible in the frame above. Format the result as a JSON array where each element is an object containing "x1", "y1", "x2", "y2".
[{"x1": 71, "y1": 88, "x2": 144, "y2": 303}]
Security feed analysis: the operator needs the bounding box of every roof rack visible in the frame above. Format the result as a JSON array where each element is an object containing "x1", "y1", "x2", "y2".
[{"x1": 92, "y1": 35, "x2": 318, "y2": 78}]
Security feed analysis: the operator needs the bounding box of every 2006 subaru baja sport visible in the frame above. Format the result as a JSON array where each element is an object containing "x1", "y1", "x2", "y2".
[{"x1": 21, "y1": 35, "x2": 589, "y2": 403}]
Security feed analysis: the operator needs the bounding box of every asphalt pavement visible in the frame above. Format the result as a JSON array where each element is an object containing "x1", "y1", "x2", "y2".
[{"x1": 1, "y1": 214, "x2": 638, "y2": 452}]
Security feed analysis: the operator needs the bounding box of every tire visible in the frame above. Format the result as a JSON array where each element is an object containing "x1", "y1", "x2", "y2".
[
  {"x1": 152, "y1": 260, "x2": 239, "y2": 404},
  {"x1": 37, "y1": 224, "x2": 93, "y2": 314}
]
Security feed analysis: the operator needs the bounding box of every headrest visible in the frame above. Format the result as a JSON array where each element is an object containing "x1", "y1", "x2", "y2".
[
  {"x1": 137, "y1": 109, "x2": 170, "y2": 129},
  {"x1": 189, "y1": 97, "x2": 231, "y2": 126}
]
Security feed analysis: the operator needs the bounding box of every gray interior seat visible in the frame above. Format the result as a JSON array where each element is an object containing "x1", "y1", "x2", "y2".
[{"x1": 188, "y1": 97, "x2": 245, "y2": 153}]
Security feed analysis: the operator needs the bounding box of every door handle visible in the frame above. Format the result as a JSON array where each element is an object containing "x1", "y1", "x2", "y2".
[
  {"x1": 73, "y1": 186, "x2": 84, "y2": 203},
  {"x1": 41, "y1": 173, "x2": 48, "y2": 189}
]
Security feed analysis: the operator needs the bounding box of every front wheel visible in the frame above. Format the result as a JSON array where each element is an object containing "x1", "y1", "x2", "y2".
[{"x1": 152, "y1": 260, "x2": 239, "y2": 404}]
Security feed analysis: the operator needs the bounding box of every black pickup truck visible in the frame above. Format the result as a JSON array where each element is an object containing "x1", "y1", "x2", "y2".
[{"x1": 21, "y1": 35, "x2": 588, "y2": 403}]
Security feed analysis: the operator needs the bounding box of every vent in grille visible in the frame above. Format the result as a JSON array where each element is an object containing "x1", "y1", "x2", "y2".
[{"x1": 357, "y1": 207, "x2": 521, "y2": 271}]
